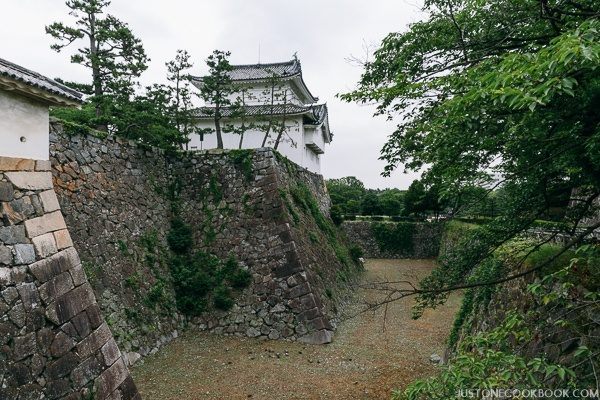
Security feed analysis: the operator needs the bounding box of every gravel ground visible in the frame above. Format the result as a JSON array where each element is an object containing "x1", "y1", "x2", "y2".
[{"x1": 132, "y1": 259, "x2": 461, "y2": 400}]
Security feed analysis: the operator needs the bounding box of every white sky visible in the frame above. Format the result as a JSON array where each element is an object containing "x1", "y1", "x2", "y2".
[{"x1": 1, "y1": 0, "x2": 425, "y2": 189}]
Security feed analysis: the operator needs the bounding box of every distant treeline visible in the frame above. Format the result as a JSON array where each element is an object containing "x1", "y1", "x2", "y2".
[{"x1": 327, "y1": 176, "x2": 570, "y2": 223}]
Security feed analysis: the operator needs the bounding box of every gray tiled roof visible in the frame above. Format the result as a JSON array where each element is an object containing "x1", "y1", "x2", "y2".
[
  {"x1": 0, "y1": 57, "x2": 84, "y2": 103},
  {"x1": 227, "y1": 60, "x2": 301, "y2": 81},
  {"x1": 191, "y1": 60, "x2": 301, "y2": 83},
  {"x1": 191, "y1": 58, "x2": 319, "y2": 103},
  {"x1": 194, "y1": 103, "x2": 328, "y2": 124},
  {"x1": 310, "y1": 104, "x2": 328, "y2": 125}
]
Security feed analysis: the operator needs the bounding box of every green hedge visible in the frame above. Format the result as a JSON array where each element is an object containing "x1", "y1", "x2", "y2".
[{"x1": 371, "y1": 222, "x2": 416, "y2": 253}]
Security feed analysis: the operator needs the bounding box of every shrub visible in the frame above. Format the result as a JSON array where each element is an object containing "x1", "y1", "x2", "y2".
[
  {"x1": 349, "y1": 245, "x2": 364, "y2": 263},
  {"x1": 371, "y1": 222, "x2": 416, "y2": 253},
  {"x1": 330, "y1": 205, "x2": 344, "y2": 226},
  {"x1": 144, "y1": 280, "x2": 169, "y2": 309},
  {"x1": 230, "y1": 269, "x2": 252, "y2": 289},
  {"x1": 213, "y1": 286, "x2": 234, "y2": 310},
  {"x1": 139, "y1": 230, "x2": 159, "y2": 253},
  {"x1": 167, "y1": 218, "x2": 193, "y2": 255},
  {"x1": 395, "y1": 313, "x2": 576, "y2": 400}
]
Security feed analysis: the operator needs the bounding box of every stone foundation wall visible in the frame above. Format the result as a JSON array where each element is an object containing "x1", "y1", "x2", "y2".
[
  {"x1": 341, "y1": 220, "x2": 444, "y2": 259},
  {"x1": 50, "y1": 125, "x2": 182, "y2": 364},
  {"x1": 172, "y1": 149, "x2": 355, "y2": 345},
  {"x1": 49, "y1": 122, "x2": 359, "y2": 361},
  {"x1": 0, "y1": 156, "x2": 139, "y2": 399}
]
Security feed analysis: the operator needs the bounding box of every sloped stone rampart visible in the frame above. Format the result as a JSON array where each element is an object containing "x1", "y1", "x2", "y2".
[
  {"x1": 49, "y1": 122, "x2": 358, "y2": 363},
  {"x1": 0, "y1": 155, "x2": 140, "y2": 399}
]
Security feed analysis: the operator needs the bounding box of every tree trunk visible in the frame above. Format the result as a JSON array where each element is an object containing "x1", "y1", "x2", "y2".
[
  {"x1": 215, "y1": 105, "x2": 224, "y2": 149},
  {"x1": 88, "y1": 12, "x2": 106, "y2": 130},
  {"x1": 261, "y1": 122, "x2": 272, "y2": 147},
  {"x1": 261, "y1": 80, "x2": 276, "y2": 147},
  {"x1": 274, "y1": 92, "x2": 288, "y2": 150}
]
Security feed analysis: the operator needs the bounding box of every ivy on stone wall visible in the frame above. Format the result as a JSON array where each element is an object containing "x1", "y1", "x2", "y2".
[
  {"x1": 285, "y1": 182, "x2": 363, "y2": 283},
  {"x1": 228, "y1": 149, "x2": 254, "y2": 181},
  {"x1": 371, "y1": 222, "x2": 416, "y2": 253}
]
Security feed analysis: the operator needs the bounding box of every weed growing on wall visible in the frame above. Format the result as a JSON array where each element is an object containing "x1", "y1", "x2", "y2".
[
  {"x1": 285, "y1": 182, "x2": 363, "y2": 279},
  {"x1": 447, "y1": 257, "x2": 504, "y2": 347},
  {"x1": 228, "y1": 149, "x2": 254, "y2": 181},
  {"x1": 209, "y1": 175, "x2": 223, "y2": 202}
]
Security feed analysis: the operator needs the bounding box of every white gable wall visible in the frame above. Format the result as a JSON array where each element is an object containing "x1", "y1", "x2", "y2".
[
  {"x1": 0, "y1": 90, "x2": 49, "y2": 160},
  {"x1": 217, "y1": 81, "x2": 303, "y2": 107}
]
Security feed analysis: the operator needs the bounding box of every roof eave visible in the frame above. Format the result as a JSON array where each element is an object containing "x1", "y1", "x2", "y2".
[
  {"x1": 291, "y1": 75, "x2": 318, "y2": 103},
  {"x1": 0, "y1": 76, "x2": 82, "y2": 107},
  {"x1": 193, "y1": 108, "x2": 311, "y2": 120}
]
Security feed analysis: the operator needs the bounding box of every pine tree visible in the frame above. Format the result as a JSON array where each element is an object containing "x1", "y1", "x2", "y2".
[
  {"x1": 197, "y1": 50, "x2": 238, "y2": 149},
  {"x1": 46, "y1": 0, "x2": 149, "y2": 127}
]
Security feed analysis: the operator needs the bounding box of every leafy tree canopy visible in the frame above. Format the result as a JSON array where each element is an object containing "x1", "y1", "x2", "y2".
[
  {"x1": 342, "y1": 0, "x2": 599, "y2": 203},
  {"x1": 342, "y1": 0, "x2": 600, "y2": 311}
]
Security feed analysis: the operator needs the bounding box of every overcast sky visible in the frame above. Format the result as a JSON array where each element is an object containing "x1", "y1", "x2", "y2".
[{"x1": 1, "y1": 0, "x2": 425, "y2": 189}]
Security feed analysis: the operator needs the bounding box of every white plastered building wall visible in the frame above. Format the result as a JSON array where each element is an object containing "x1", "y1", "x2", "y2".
[
  {"x1": 0, "y1": 90, "x2": 49, "y2": 160},
  {"x1": 189, "y1": 114, "x2": 324, "y2": 174}
]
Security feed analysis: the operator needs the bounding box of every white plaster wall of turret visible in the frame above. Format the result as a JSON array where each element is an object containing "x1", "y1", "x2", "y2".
[{"x1": 0, "y1": 91, "x2": 49, "y2": 160}]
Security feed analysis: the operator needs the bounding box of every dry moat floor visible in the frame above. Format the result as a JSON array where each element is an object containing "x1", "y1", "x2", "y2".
[{"x1": 132, "y1": 259, "x2": 461, "y2": 399}]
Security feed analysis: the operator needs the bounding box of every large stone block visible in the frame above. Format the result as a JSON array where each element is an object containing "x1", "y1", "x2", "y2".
[
  {"x1": 0, "y1": 225, "x2": 27, "y2": 245},
  {"x1": 69, "y1": 263, "x2": 87, "y2": 286},
  {"x1": 24, "y1": 210, "x2": 67, "y2": 238},
  {"x1": 77, "y1": 323, "x2": 112, "y2": 359},
  {"x1": 36, "y1": 160, "x2": 52, "y2": 172},
  {"x1": 32, "y1": 232, "x2": 58, "y2": 258},
  {"x1": 39, "y1": 190, "x2": 61, "y2": 212},
  {"x1": 0, "y1": 181, "x2": 14, "y2": 202},
  {"x1": 50, "y1": 331, "x2": 75, "y2": 357},
  {"x1": 13, "y1": 244, "x2": 35, "y2": 265},
  {"x1": 5, "y1": 171, "x2": 53, "y2": 190},
  {"x1": 38, "y1": 271, "x2": 74, "y2": 305},
  {"x1": 71, "y1": 311, "x2": 92, "y2": 338},
  {"x1": 0, "y1": 245, "x2": 12, "y2": 265},
  {"x1": 45, "y1": 282, "x2": 96, "y2": 325},
  {"x1": 29, "y1": 247, "x2": 78, "y2": 283},
  {"x1": 71, "y1": 355, "x2": 102, "y2": 389},
  {"x1": 0, "y1": 157, "x2": 36, "y2": 172},
  {"x1": 0, "y1": 267, "x2": 10, "y2": 285},
  {"x1": 94, "y1": 357, "x2": 128, "y2": 399},
  {"x1": 13, "y1": 332, "x2": 37, "y2": 360},
  {"x1": 16, "y1": 282, "x2": 40, "y2": 311},
  {"x1": 287, "y1": 282, "x2": 311, "y2": 299},
  {"x1": 101, "y1": 338, "x2": 121, "y2": 367},
  {"x1": 298, "y1": 329, "x2": 333, "y2": 345},
  {"x1": 118, "y1": 375, "x2": 141, "y2": 400},
  {"x1": 47, "y1": 351, "x2": 80, "y2": 380},
  {"x1": 53, "y1": 229, "x2": 73, "y2": 250}
]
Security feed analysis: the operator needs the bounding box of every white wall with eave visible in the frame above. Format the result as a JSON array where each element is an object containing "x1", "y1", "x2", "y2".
[
  {"x1": 0, "y1": 90, "x2": 49, "y2": 160},
  {"x1": 220, "y1": 82, "x2": 303, "y2": 106},
  {"x1": 189, "y1": 115, "x2": 323, "y2": 174}
]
